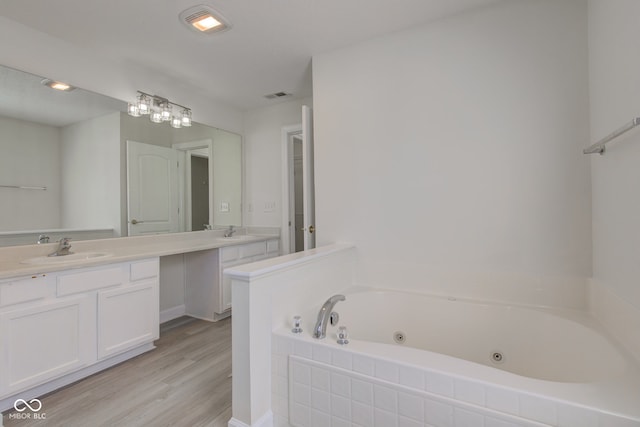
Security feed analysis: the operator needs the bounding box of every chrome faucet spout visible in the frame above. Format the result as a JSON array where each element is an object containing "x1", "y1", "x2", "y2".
[
  {"x1": 48, "y1": 237, "x2": 73, "y2": 257},
  {"x1": 313, "y1": 294, "x2": 346, "y2": 339},
  {"x1": 224, "y1": 225, "x2": 236, "y2": 237}
]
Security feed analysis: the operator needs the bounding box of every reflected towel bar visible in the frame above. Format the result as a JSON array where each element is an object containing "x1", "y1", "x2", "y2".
[
  {"x1": 0, "y1": 185, "x2": 47, "y2": 190},
  {"x1": 583, "y1": 117, "x2": 640, "y2": 155}
]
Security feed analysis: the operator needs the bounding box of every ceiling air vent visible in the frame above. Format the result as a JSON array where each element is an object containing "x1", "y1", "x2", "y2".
[
  {"x1": 179, "y1": 5, "x2": 232, "y2": 35},
  {"x1": 264, "y1": 92, "x2": 292, "y2": 100}
]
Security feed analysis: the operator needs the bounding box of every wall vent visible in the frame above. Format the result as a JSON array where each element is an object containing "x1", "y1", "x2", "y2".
[{"x1": 264, "y1": 92, "x2": 292, "y2": 100}]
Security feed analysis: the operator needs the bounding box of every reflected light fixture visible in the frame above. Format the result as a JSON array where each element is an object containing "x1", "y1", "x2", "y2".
[
  {"x1": 127, "y1": 91, "x2": 192, "y2": 129},
  {"x1": 179, "y1": 5, "x2": 231, "y2": 35},
  {"x1": 41, "y1": 78, "x2": 75, "y2": 92},
  {"x1": 181, "y1": 108, "x2": 192, "y2": 127}
]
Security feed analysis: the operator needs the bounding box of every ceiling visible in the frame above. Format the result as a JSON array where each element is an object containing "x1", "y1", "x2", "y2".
[{"x1": 0, "y1": 0, "x2": 500, "y2": 112}]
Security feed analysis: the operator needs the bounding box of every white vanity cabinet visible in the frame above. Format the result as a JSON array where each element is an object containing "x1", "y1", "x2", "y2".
[
  {"x1": 0, "y1": 258, "x2": 159, "y2": 401},
  {"x1": 185, "y1": 238, "x2": 279, "y2": 320},
  {"x1": 0, "y1": 276, "x2": 95, "y2": 396},
  {"x1": 97, "y1": 259, "x2": 159, "y2": 359},
  {"x1": 219, "y1": 239, "x2": 280, "y2": 313}
]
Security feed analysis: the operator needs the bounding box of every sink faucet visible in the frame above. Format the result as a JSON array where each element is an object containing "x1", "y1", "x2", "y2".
[
  {"x1": 224, "y1": 225, "x2": 236, "y2": 237},
  {"x1": 48, "y1": 237, "x2": 73, "y2": 257},
  {"x1": 313, "y1": 294, "x2": 346, "y2": 339},
  {"x1": 36, "y1": 234, "x2": 50, "y2": 244}
]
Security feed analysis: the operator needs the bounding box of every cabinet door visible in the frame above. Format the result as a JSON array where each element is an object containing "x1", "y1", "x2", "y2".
[
  {"x1": 97, "y1": 280, "x2": 159, "y2": 360},
  {"x1": 0, "y1": 295, "x2": 95, "y2": 397},
  {"x1": 220, "y1": 259, "x2": 252, "y2": 313}
]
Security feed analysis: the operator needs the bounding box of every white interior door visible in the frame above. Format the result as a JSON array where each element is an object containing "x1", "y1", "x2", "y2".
[
  {"x1": 127, "y1": 140, "x2": 180, "y2": 236},
  {"x1": 302, "y1": 105, "x2": 316, "y2": 250}
]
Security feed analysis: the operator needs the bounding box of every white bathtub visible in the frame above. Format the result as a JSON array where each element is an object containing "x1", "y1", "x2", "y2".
[
  {"x1": 338, "y1": 290, "x2": 625, "y2": 383},
  {"x1": 273, "y1": 289, "x2": 640, "y2": 426}
]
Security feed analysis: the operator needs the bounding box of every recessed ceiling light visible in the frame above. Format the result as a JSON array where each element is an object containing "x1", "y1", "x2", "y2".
[
  {"x1": 192, "y1": 15, "x2": 222, "y2": 32},
  {"x1": 41, "y1": 79, "x2": 75, "y2": 92},
  {"x1": 180, "y1": 5, "x2": 231, "y2": 35}
]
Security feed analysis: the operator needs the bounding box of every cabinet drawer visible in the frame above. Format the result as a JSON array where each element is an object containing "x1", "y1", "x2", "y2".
[
  {"x1": 130, "y1": 259, "x2": 159, "y2": 281},
  {"x1": 57, "y1": 265, "x2": 126, "y2": 296},
  {"x1": 239, "y1": 242, "x2": 266, "y2": 259},
  {"x1": 0, "y1": 275, "x2": 54, "y2": 307}
]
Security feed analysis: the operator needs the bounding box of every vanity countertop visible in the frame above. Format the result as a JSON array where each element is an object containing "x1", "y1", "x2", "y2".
[{"x1": 0, "y1": 230, "x2": 279, "y2": 280}]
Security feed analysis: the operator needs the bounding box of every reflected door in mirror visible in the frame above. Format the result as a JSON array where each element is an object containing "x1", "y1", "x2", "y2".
[{"x1": 126, "y1": 141, "x2": 180, "y2": 236}]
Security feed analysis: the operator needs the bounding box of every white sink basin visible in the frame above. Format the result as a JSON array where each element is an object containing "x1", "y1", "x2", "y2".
[
  {"x1": 21, "y1": 252, "x2": 112, "y2": 265},
  {"x1": 220, "y1": 235, "x2": 260, "y2": 241}
]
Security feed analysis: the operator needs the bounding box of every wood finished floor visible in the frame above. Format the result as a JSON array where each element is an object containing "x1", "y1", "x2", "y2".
[{"x1": 2, "y1": 316, "x2": 232, "y2": 427}]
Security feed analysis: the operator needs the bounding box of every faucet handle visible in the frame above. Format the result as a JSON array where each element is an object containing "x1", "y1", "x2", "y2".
[
  {"x1": 291, "y1": 315, "x2": 303, "y2": 334},
  {"x1": 337, "y1": 326, "x2": 349, "y2": 345}
]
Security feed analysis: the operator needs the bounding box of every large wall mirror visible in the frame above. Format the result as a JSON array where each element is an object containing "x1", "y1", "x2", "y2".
[{"x1": 0, "y1": 64, "x2": 242, "y2": 247}]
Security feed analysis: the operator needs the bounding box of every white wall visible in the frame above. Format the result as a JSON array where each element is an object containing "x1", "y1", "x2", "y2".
[
  {"x1": 586, "y1": 0, "x2": 640, "y2": 360},
  {"x1": 211, "y1": 130, "x2": 242, "y2": 226},
  {"x1": 0, "y1": 116, "x2": 62, "y2": 231},
  {"x1": 61, "y1": 112, "x2": 121, "y2": 233},
  {"x1": 243, "y1": 97, "x2": 312, "y2": 227},
  {"x1": 588, "y1": 0, "x2": 640, "y2": 310},
  {"x1": 313, "y1": 0, "x2": 592, "y2": 306}
]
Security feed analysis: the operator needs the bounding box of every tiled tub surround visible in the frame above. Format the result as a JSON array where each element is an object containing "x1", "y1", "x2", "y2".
[{"x1": 273, "y1": 328, "x2": 640, "y2": 427}]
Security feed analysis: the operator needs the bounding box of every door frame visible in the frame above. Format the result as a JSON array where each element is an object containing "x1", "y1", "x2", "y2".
[
  {"x1": 281, "y1": 124, "x2": 302, "y2": 255},
  {"x1": 172, "y1": 139, "x2": 213, "y2": 231}
]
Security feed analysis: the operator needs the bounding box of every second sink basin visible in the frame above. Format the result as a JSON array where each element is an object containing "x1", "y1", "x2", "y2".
[
  {"x1": 220, "y1": 235, "x2": 261, "y2": 241},
  {"x1": 21, "y1": 252, "x2": 112, "y2": 265}
]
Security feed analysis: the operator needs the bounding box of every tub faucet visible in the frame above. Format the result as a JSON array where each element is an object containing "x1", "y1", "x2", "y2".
[
  {"x1": 48, "y1": 237, "x2": 72, "y2": 257},
  {"x1": 313, "y1": 294, "x2": 346, "y2": 339}
]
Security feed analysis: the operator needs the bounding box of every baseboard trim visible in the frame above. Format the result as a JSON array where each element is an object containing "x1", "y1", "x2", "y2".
[
  {"x1": 228, "y1": 411, "x2": 273, "y2": 427},
  {"x1": 160, "y1": 304, "x2": 186, "y2": 323}
]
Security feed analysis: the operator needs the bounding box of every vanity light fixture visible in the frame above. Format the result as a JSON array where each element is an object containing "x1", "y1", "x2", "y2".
[
  {"x1": 179, "y1": 5, "x2": 232, "y2": 35},
  {"x1": 127, "y1": 91, "x2": 193, "y2": 129},
  {"x1": 41, "y1": 78, "x2": 75, "y2": 92}
]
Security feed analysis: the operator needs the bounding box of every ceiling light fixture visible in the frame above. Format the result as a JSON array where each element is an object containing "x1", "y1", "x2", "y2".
[
  {"x1": 41, "y1": 78, "x2": 76, "y2": 92},
  {"x1": 128, "y1": 91, "x2": 192, "y2": 128},
  {"x1": 179, "y1": 5, "x2": 232, "y2": 35}
]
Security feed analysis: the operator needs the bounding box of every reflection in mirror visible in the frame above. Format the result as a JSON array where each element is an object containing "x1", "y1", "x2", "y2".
[{"x1": 0, "y1": 64, "x2": 242, "y2": 247}]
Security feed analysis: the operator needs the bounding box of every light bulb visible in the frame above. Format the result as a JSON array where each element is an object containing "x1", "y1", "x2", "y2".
[
  {"x1": 138, "y1": 94, "x2": 151, "y2": 115},
  {"x1": 149, "y1": 109, "x2": 163, "y2": 123},
  {"x1": 170, "y1": 115, "x2": 182, "y2": 129},
  {"x1": 127, "y1": 102, "x2": 141, "y2": 117},
  {"x1": 161, "y1": 103, "x2": 172, "y2": 122},
  {"x1": 181, "y1": 109, "x2": 192, "y2": 127}
]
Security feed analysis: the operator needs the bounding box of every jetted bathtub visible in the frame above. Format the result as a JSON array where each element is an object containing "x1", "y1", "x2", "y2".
[
  {"x1": 337, "y1": 290, "x2": 625, "y2": 383},
  {"x1": 275, "y1": 289, "x2": 640, "y2": 426}
]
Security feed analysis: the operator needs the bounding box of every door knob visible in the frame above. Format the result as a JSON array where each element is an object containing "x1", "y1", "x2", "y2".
[
  {"x1": 308, "y1": 225, "x2": 315, "y2": 234},
  {"x1": 131, "y1": 219, "x2": 144, "y2": 224}
]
